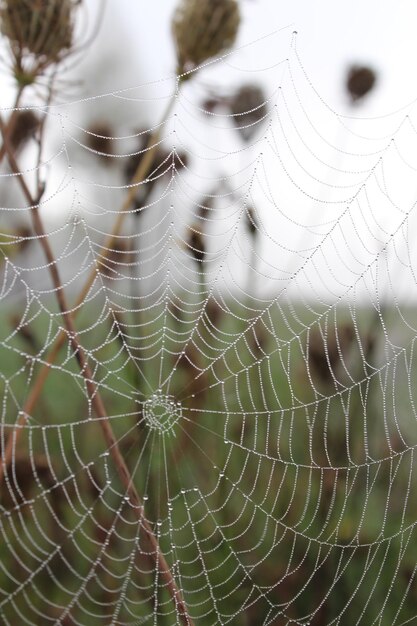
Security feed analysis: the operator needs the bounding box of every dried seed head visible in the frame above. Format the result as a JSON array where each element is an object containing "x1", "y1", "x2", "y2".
[
  {"x1": 197, "y1": 195, "x2": 213, "y2": 221},
  {"x1": 186, "y1": 226, "x2": 205, "y2": 265},
  {"x1": 172, "y1": 0, "x2": 240, "y2": 78},
  {"x1": 125, "y1": 132, "x2": 188, "y2": 215},
  {"x1": 1, "y1": 0, "x2": 77, "y2": 67},
  {"x1": 308, "y1": 323, "x2": 355, "y2": 385},
  {"x1": 86, "y1": 122, "x2": 115, "y2": 164},
  {"x1": 346, "y1": 66, "x2": 376, "y2": 103},
  {"x1": 230, "y1": 84, "x2": 268, "y2": 142},
  {"x1": 245, "y1": 205, "x2": 258, "y2": 237},
  {"x1": 9, "y1": 110, "x2": 40, "y2": 154}
]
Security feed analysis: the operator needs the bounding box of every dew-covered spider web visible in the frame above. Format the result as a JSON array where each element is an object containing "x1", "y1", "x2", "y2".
[{"x1": 2, "y1": 29, "x2": 417, "y2": 626}]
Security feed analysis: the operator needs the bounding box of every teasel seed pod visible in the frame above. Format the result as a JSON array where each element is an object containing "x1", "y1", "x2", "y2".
[
  {"x1": 230, "y1": 84, "x2": 268, "y2": 142},
  {"x1": 346, "y1": 65, "x2": 376, "y2": 104},
  {"x1": 172, "y1": 0, "x2": 240, "y2": 79},
  {"x1": 186, "y1": 225, "x2": 205, "y2": 265},
  {"x1": 0, "y1": 0, "x2": 78, "y2": 82}
]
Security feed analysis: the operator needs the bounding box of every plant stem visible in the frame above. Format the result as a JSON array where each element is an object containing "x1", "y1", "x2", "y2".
[
  {"x1": 0, "y1": 94, "x2": 176, "y2": 484},
  {"x1": 0, "y1": 106, "x2": 193, "y2": 626},
  {"x1": 0, "y1": 85, "x2": 26, "y2": 168}
]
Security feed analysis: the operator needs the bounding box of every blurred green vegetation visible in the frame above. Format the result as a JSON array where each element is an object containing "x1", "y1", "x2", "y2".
[{"x1": 1, "y1": 299, "x2": 417, "y2": 625}]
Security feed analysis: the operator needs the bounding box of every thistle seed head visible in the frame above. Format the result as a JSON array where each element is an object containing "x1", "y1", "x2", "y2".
[
  {"x1": 1, "y1": 0, "x2": 77, "y2": 66},
  {"x1": 172, "y1": 0, "x2": 240, "y2": 79}
]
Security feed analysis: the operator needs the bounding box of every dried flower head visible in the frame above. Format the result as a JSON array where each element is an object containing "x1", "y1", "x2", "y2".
[
  {"x1": 86, "y1": 122, "x2": 115, "y2": 164},
  {"x1": 196, "y1": 195, "x2": 213, "y2": 221},
  {"x1": 172, "y1": 0, "x2": 240, "y2": 79},
  {"x1": 346, "y1": 66, "x2": 376, "y2": 103},
  {"x1": 230, "y1": 84, "x2": 268, "y2": 142},
  {"x1": 9, "y1": 110, "x2": 40, "y2": 154},
  {"x1": 1, "y1": 0, "x2": 78, "y2": 80},
  {"x1": 186, "y1": 226, "x2": 205, "y2": 265},
  {"x1": 125, "y1": 131, "x2": 188, "y2": 214},
  {"x1": 98, "y1": 240, "x2": 134, "y2": 280},
  {"x1": 245, "y1": 205, "x2": 258, "y2": 237}
]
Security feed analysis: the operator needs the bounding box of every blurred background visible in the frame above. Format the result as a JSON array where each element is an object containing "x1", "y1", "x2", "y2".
[{"x1": 1, "y1": 1, "x2": 417, "y2": 625}]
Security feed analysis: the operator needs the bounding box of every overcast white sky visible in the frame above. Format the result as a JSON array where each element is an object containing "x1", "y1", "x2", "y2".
[
  {"x1": 4, "y1": 0, "x2": 417, "y2": 305},
  {"x1": 85, "y1": 0, "x2": 417, "y2": 304},
  {"x1": 109, "y1": 0, "x2": 417, "y2": 114}
]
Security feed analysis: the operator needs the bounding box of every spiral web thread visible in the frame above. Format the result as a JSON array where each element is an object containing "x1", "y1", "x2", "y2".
[{"x1": 1, "y1": 30, "x2": 417, "y2": 625}]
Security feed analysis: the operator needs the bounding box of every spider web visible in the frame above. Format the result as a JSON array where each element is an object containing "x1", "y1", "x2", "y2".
[{"x1": 1, "y1": 29, "x2": 417, "y2": 626}]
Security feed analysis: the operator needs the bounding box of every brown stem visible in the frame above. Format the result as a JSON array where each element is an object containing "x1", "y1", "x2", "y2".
[
  {"x1": 0, "y1": 110, "x2": 192, "y2": 626},
  {"x1": 0, "y1": 95, "x2": 176, "y2": 485},
  {"x1": 0, "y1": 86, "x2": 25, "y2": 165}
]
